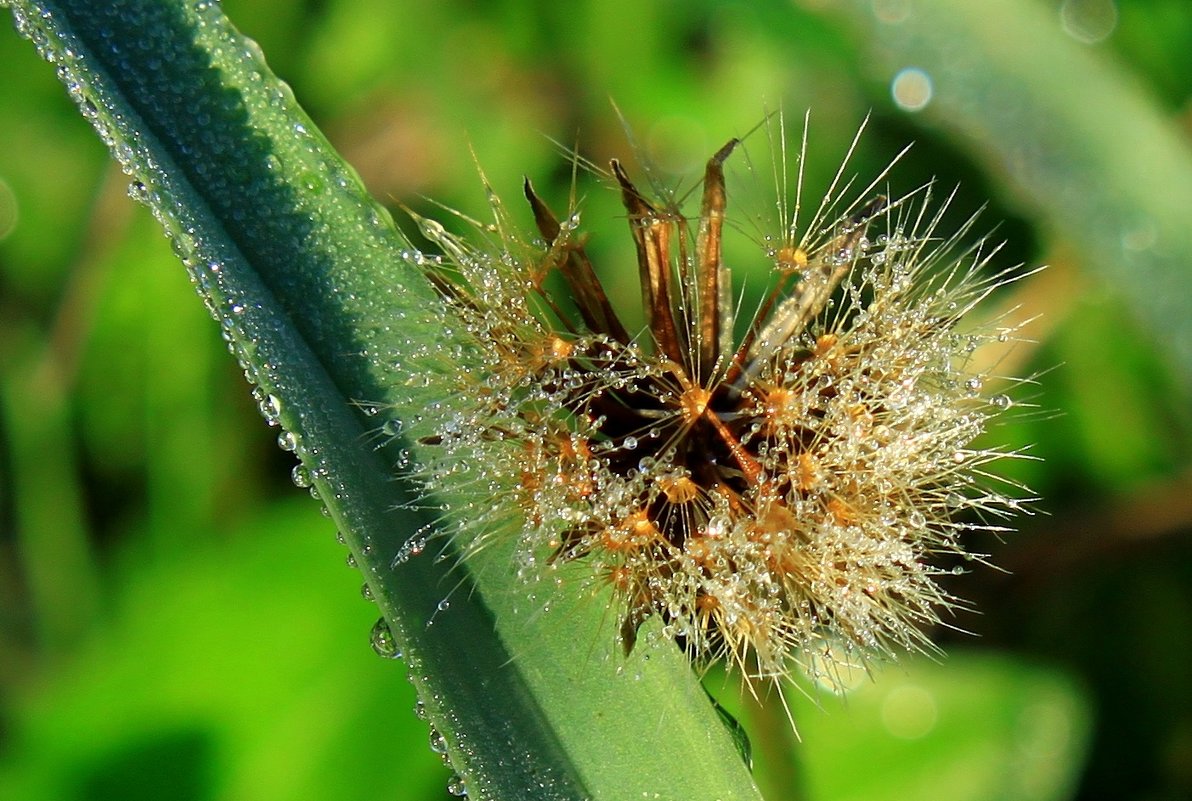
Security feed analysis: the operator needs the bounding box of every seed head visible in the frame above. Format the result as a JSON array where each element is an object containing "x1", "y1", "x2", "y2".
[{"x1": 401, "y1": 116, "x2": 1030, "y2": 692}]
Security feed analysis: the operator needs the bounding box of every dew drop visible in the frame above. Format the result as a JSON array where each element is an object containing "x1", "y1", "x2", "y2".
[
  {"x1": 429, "y1": 727, "x2": 449, "y2": 755},
  {"x1": 300, "y1": 171, "x2": 324, "y2": 193},
  {"x1": 991, "y1": 394, "x2": 1012, "y2": 410},
  {"x1": 369, "y1": 617, "x2": 401, "y2": 659},
  {"x1": 258, "y1": 393, "x2": 282, "y2": 425},
  {"x1": 392, "y1": 536, "x2": 426, "y2": 566},
  {"x1": 706, "y1": 515, "x2": 730, "y2": 537},
  {"x1": 361, "y1": 582, "x2": 374, "y2": 602},
  {"x1": 277, "y1": 430, "x2": 298, "y2": 452},
  {"x1": 291, "y1": 464, "x2": 311, "y2": 488},
  {"x1": 446, "y1": 774, "x2": 468, "y2": 797}
]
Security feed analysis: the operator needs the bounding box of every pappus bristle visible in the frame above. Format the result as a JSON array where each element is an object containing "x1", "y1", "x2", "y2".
[{"x1": 397, "y1": 114, "x2": 1033, "y2": 700}]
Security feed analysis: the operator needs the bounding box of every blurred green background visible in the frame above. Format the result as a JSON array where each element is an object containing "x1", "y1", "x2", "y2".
[{"x1": 2, "y1": 1, "x2": 1191, "y2": 799}]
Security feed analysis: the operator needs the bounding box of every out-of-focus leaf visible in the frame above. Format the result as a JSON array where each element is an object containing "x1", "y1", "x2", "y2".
[
  {"x1": 820, "y1": 0, "x2": 1192, "y2": 387},
  {"x1": 792, "y1": 652, "x2": 1091, "y2": 801},
  {"x1": 0, "y1": 502, "x2": 444, "y2": 801}
]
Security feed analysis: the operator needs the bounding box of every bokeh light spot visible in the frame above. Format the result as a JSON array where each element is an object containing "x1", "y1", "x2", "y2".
[
  {"x1": 881, "y1": 683, "x2": 938, "y2": 739},
  {"x1": 891, "y1": 68, "x2": 933, "y2": 112},
  {"x1": 1060, "y1": 0, "x2": 1118, "y2": 44}
]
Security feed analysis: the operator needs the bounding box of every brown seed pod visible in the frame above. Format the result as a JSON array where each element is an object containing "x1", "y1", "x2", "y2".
[{"x1": 400, "y1": 115, "x2": 1032, "y2": 696}]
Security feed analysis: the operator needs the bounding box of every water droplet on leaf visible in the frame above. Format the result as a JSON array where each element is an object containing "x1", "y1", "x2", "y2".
[{"x1": 369, "y1": 617, "x2": 401, "y2": 659}]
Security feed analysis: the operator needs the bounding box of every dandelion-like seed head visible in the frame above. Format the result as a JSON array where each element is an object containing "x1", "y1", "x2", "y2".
[{"x1": 403, "y1": 115, "x2": 1030, "y2": 694}]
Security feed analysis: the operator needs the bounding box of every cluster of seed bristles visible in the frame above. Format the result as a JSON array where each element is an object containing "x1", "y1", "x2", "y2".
[{"x1": 397, "y1": 118, "x2": 1028, "y2": 691}]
